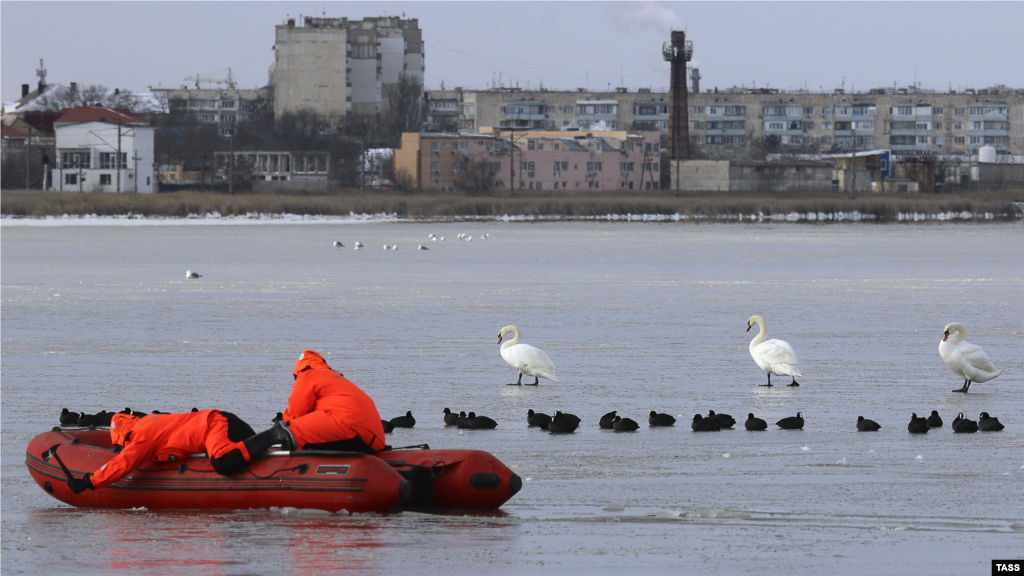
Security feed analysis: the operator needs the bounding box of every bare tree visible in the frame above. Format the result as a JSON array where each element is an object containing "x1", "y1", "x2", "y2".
[
  {"x1": 455, "y1": 157, "x2": 497, "y2": 195},
  {"x1": 379, "y1": 74, "x2": 423, "y2": 147},
  {"x1": 35, "y1": 84, "x2": 143, "y2": 112}
]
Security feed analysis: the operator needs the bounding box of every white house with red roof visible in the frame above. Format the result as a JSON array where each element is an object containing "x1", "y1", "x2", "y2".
[{"x1": 49, "y1": 105, "x2": 155, "y2": 192}]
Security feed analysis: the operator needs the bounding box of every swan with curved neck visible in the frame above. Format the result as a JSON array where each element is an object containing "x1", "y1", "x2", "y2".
[
  {"x1": 746, "y1": 315, "x2": 802, "y2": 387},
  {"x1": 940, "y1": 322, "x2": 1002, "y2": 393},
  {"x1": 498, "y1": 325, "x2": 560, "y2": 386}
]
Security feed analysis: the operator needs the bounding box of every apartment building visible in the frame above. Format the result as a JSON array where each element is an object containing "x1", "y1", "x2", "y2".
[
  {"x1": 153, "y1": 88, "x2": 270, "y2": 135},
  {"x1": 426, "y1": 87, "x2": 1024, "y2": 157},
  {"x1": 274, "y1": 16, "x2": 424, "y2": 121},
  {"x1": 395, "y1": 129, "x2": 661, "y2": 192},
  {"x1": 427, "y1": 88, "x2": 671, "y2": 133}
]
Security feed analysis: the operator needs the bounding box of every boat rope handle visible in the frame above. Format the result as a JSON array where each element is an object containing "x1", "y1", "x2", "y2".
[
  {"x1": 245, "y1": 463, "x2": 310, "y2": 479},
  {"x1": 386, "y1": 444, "x2": 431, "y2": 451}
]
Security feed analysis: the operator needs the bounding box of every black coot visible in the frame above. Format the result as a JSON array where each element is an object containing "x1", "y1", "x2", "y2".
[
  {"x1": 599, "y1": 411, "x2": 617, "y2": 429},
  {"x1": 907, "y1": 413, "x2": 929, "y2": 433},
  {"x1": 648, "y1": 411, "x2": 676, "y2": 427},
  {"x1": 776, "y1": 412, "x2": 804, "y2": 430},
  {"x1": 691, "y1": 414, "x2": 721, "y2": 432},
  {"x1": 951, "y1": 412, "x2": 978, "y2": 433},
  {"x1": 744, "y1": 413, "x2": 767, "y2": 431},
  {"x1": 612, "y1": 415, "x2": 639, "y2": 432},
  {"x1": 59, "y1": 408, "x2": 79, "y2": 426},
  {"x1": 554, "y1": 411, "x2": 581, "y2": 426},
  {"x1": 381, "y1": 419, "x2": 395, "y2": 433},
  {"x1": 456, "y1": 411, "x2": 470, "y2": 429},
  {"x1": 77, "y1": 412, "x2": 101, "y2": 428},
  {"x1": 527, "y1": 409, "x2": 552, "y2": 429},
  {"x1": 708, "y1": 410, "x2": 736, "y2": 428},
  {"x1": 926, "y1": 410, "x2": 943, "y2": 428},
  {"x1": 978, "y1": 412, "x2": 1004, "y2": 432},
  {"x1": 389, "y1": 411, "x2": 416, "y2": 428},
  {"x1": 548, "y1": 412, "x2": 580, "y2": 434},
  {"x1": 467, "y1": 412, "x2": 498, "y2": 429},
  {"x1": 443, "y1": 408, "x2": 459, "y2": 426},
  {"x1": 96, "y1": 410, "x2": 114, "y2": 426},
  {"x1": 856, "y1": 416, "x2": 881, "y2": 431}
]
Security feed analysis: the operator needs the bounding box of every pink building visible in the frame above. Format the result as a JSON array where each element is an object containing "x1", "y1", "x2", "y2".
[{"x1": 395, "y1": 130, "x2": 662, "y2": 192}]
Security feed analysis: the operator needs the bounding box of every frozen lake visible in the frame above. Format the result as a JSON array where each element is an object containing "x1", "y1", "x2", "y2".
[{"x1": 2, "y1": 220, "x2": 1022, "y2": 575}]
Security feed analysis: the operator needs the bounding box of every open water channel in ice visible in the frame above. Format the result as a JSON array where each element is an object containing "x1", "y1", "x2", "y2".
[{"x1": 2, "y1": 220, "x2": 1023, "y2": 575}]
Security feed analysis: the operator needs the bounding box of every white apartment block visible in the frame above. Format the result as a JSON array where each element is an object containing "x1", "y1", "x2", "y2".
[
  {"x1": 152, "y1": 88, "x2": 270, "y2": 135},
  {"x1": 274, "y1": 16, "x2": 424, "y2": 120}
]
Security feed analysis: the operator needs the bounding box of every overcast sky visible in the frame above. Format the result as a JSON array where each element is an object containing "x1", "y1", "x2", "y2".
[{"x1": 3, "y1": 1, "x2": 1023, "y2": 104}]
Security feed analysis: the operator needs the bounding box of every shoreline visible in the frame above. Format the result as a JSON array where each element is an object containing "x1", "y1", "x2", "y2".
[{"x1": 2, "y1": 189, "x2": 1022, "y2": 224}]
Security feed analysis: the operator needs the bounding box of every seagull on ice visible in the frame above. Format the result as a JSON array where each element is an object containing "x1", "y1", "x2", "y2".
[
  {"x1": 383, "y1": 245, "x2": 391, "y2": 250},
  {"x1": 333, "y1": 241, "x2": 345, "y2": 249},
  {"x1": 418, "y1": 245, "x2": 429, "y2": 250},
  {"x1": 354, "y1": 242, "x2": 363, "y2": 250},
  {"x1": 392, "y1": 245, "x2": 399, "y2": 250},
  {"x1": 186, "y1": 271, "x2": 201, "y2": 279}
]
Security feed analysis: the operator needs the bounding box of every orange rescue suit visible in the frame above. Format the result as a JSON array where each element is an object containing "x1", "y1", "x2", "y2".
[
  {"x1": 283, "y1": 350, "x2": 386, "y2": 451},
  {"x1": 90, "y1": 410, "x2": 251, "y2": 489}
]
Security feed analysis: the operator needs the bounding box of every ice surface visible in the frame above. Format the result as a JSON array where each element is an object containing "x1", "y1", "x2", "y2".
[{"x1": 3, "y1": 221, "x2": 1023, "y2": 575}]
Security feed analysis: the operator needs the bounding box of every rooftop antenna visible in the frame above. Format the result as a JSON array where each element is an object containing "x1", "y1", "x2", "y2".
[
  {"x1": 620, "y1": 58, "x2": 624, "y2": 87},
  {"x1": 322, "y1": 3, "x2": 326, "y2": 16}
]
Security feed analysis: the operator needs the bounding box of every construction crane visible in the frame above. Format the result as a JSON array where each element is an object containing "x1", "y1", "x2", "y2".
[{"x1": 184, "y1": 68, "x2": 237, "y2": 90}]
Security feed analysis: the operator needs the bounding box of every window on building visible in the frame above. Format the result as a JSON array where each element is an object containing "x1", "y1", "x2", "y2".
[
  {"x1": 822, "y1": 107, "x2": 832, "y2": 115},
  {"x1": 934, "y1": 122, "x2": 943, "y2": 130},
  {"x1": 627, "y1": 142, "x2": 634, "y2": 153},
  {"x1": 896, "y1": 106, "x2": 913, "y2": 115},
  {"x1": 708, "y1": 106, "x2": 721, "y2": 115},
  {"x1": 821, "y1": 122, "x2": 833, "y2": 130},
  {"x1": 916, "y1": 122, "x2": 930, "y2": 130},
  {"x1": 562, "y1": 105, "x2": 574, "y2": 114},
  {"x1": 917, "y1": 136, "x2": 930, "y2": 144},
  {"x1": 554, "y1": 143, "x2": 560, "y2": 151},
  {"x1": 934, "y1": 136, "x2": 944, "y2": 147},
  {"x1": 763, "y1": 106, "x2": 786, "y2": 116},
  {"x1": 692, "y1": 106, "x2": 705, "y2": 115},
  {"x1": 787, "y1": 121, "x2": 802, "y2": 130},
  {"x1": 431, "y1": 142, "x2": 439, "y2": 151},
  {"x1": 220, "y1": 100, "x2": 235, "y2": 108},
  {"x1": 99, "y1": 174, "x2": 112, "y2": 185},
  {"x1": 803, "y1": 107, "x2": 814, "y2": 115},
  {"x1": 821, "y1": 136, "x2": 832, "y2": 145},
  {"x1": 65, "y1": 174, "x2": 77, "y2": 185},
  {"x1": 969, "y1": 136, "x2": 982, "y2": 144},
  {"x1": 528, "y1": 140, "x2": 535, "y2": 151},
  {"x1": 431, "y1": 161, "x2": 439, "y2": 172},
  {"x1": 933, "y1": 107, "x2": 943, "y2": 116},
  {"x1": 955, "y1": 136, "x2": 965, "y2": 145},
  {"x1": 460, "y1": 141, "x2": 468, "y2": 151},
  {"x1": 954, "y1": 108, "x2": 965, "y2": 116},
  {"x1": 725, "y1": 106, "x2": 745, "y2": 116}
]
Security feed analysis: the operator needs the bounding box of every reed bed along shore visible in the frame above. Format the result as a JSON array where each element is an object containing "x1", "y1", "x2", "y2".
[{"x1": 2, "y1": 189, "x2": 1022, "y2": 223}]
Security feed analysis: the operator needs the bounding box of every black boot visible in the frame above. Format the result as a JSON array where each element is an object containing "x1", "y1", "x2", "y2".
[{"x1": 243, "y1": 422, "x2": 298, "y2": 458}]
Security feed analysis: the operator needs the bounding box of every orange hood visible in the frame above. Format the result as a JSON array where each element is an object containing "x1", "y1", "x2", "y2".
[
  {"x1": 293, "y1": 350, "x2": 331, "y2": 376},
  {"x1": 110, "y1": 413, "x2": 140, "y2": 446}
]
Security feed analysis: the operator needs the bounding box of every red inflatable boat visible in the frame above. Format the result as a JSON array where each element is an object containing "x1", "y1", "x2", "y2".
[{"x1": 26, "y1": 427, "x2": 521, "y2": 513}]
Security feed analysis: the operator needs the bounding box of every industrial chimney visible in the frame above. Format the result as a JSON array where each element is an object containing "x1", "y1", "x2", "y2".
[
  {"x1": 663, "y1": 31, "x2": 692, "y2": 162},
  {"x1": 690, "y1": 64, "x2": 701, "y2": 96}
]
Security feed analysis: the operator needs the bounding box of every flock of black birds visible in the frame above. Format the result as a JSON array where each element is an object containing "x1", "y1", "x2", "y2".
[
  {"x1": 60, "y1": 407, "x2": 1006, "y2": 435},
  {"x1": 59, "y1": 407, "x2": 197, "y2": 427}
]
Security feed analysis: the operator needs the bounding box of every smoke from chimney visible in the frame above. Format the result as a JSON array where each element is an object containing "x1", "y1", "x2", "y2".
[{"x1": 610, "y1": 1, "x2": 684, "y2": 35}]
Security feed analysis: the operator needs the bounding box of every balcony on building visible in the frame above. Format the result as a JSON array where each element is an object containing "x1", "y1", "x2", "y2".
[{"x1": 501, "y1": 100, "x2": 546, "y2": 121}]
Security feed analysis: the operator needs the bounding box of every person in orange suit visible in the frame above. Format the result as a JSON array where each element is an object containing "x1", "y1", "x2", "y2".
[
  {"x1": 68, "y1": 409, "x2": 272, "y2": 494},
  {"x1": 276, "y1": 350, "x2": 387, "y2": 454}
]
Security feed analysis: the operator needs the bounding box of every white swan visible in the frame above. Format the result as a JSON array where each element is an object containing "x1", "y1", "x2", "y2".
[
  {"x1": 940, "y1": 322, "x2": 1002, "y2": 393},
  {"x1": 498, "y1": 325, "x2": 560, "y2": 386},
  {"x1": 747, "y1": 315, "x2": 802, "y2": 386},
  {"x1": 186, "y1": 270, "x2": 201, "y2": 279}
]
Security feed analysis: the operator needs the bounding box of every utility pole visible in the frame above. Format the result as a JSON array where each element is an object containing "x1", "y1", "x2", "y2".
[
  {"x1": 25, "y1": 125, "x2": 32, "y2": 190},
  {"x1": 228, "y1": 129, "x2": 234, "y2": 195},
  {"x1": 360, "y1": 123, "x2": 366, "y2": 192},
  {"x1": 116, "y1": 121, "x2": 122, "y2": 192},
  {"x1": 133, "y1": 152, "x2": 140, "y2": 193}
]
